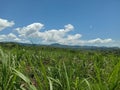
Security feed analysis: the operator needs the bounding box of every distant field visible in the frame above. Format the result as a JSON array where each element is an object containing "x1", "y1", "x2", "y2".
[{"x1": 0, "y1": 43, "x2": 120, "y2": 90}]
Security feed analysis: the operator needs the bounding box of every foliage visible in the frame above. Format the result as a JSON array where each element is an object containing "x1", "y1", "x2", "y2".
[{"x1": 0, "y1": 43, "x2": 120, "y2": 90}]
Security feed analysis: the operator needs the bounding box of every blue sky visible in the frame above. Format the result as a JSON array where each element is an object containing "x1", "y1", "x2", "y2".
[{"x1": 0, "y1": 0, "x2": 120, "y2": 47}]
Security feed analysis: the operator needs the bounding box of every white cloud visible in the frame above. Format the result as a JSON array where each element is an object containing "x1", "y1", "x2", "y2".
[
  {"x1": 16, "y1": 23, "x2": 44, "y2": 37},
  {"x1": 0, "y1": 35, "x2": 7, "y2": 40},
  {"x1": 67, "y1": 34, "x2": 82, "y2": 40},
  {"x1": 8, "y1": 33, "x2": 17, "y2": 39},
  {"x1": 64, "y1": 24, "x2": 74, "y2": 32},
  {"x1": 0, "y1": 18, "x2": 14, "y2": 31},
  {"x1": 39, "y1": 24, "x2": 74, "y2": 43},
  {"x1": 87, "y1": 38, "x2": 112, "y2": 44},
  {"x1": 0, "y1": 18, "x2": 114, "y2": 46},
  {"x1": 0, "y1": 33, "x2": 22, "y2": 42},
  {"x1": 15, "y1": 24, "x2": 75, "y2": 43},
  {"x1": 15, "y1": 23, "x2": 113, "y2": 46}
]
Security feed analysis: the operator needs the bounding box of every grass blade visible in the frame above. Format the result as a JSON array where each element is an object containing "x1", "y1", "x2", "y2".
[
  {"x1": 63, "y1": 62, "x2": 70, "y2": 90},
  {"x1": 12, "y1": 68, "x2": 37, "y2": 90}
]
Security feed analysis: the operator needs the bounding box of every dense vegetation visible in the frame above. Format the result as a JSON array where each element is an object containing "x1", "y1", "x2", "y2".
[{"x1": 0, "y1": 42, "x2": 120, "y2": 90}]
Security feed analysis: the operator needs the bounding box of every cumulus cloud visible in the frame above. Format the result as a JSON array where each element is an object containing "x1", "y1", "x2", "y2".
[
  {"x1": 41, "y1": 24, "x2": 74, "y2": 42},
  {"x1": 87, "y1": 38, "x2": 112, "y2": 44},
  {"x1": 67, "y1": 34, "x2": 82, "y2": 40},
  {"x1": 0, "y1": 35, "x2": 7, "y2": 40},
  {"x1": 15, "y1": 23, "x2": 44, "y2": 37},
  {"x1": 8, "y1": 33, "x2": 17, "y2": 39},
  {"x1": 0, "y1": 18, "x2": 113, "y2": 46},
  {"x1": 0, "y1": 18, "x2": 14, "y2": 31},
  {"x1": 15, "y1": 23, "x2": 75, "y2": 43},
  {"x1": 15, "y1": 23, "x2": 113, "y2": 45},
  {"x1": 64, "y1": 24, "x2": 74, "y2": 31},
  {"x1": 0, "y1": 33, "x2": 22, "y2": 42}
]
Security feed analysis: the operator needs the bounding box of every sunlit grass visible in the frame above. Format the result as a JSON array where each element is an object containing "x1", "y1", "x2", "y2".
[{"x1": 0, "y1": 44, "x2": 120, "y2": 90}]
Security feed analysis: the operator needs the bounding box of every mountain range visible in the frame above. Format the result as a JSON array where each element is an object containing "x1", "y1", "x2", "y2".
[{"x1": 0, "y1": 42, "x2": 119, "y2": 50}]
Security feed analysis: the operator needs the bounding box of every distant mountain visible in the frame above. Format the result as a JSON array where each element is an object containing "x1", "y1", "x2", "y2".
[
  {"x1": 50, "y1": 43, "x2": 120, "y2": 50},
  {"x1": 0, "y1": 42, "x2": 119, "y2": 50}
]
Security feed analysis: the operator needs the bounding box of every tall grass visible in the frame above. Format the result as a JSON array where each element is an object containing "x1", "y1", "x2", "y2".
[{"x1": 0, "y1": 45, "x2": 120, "y2": 90}]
